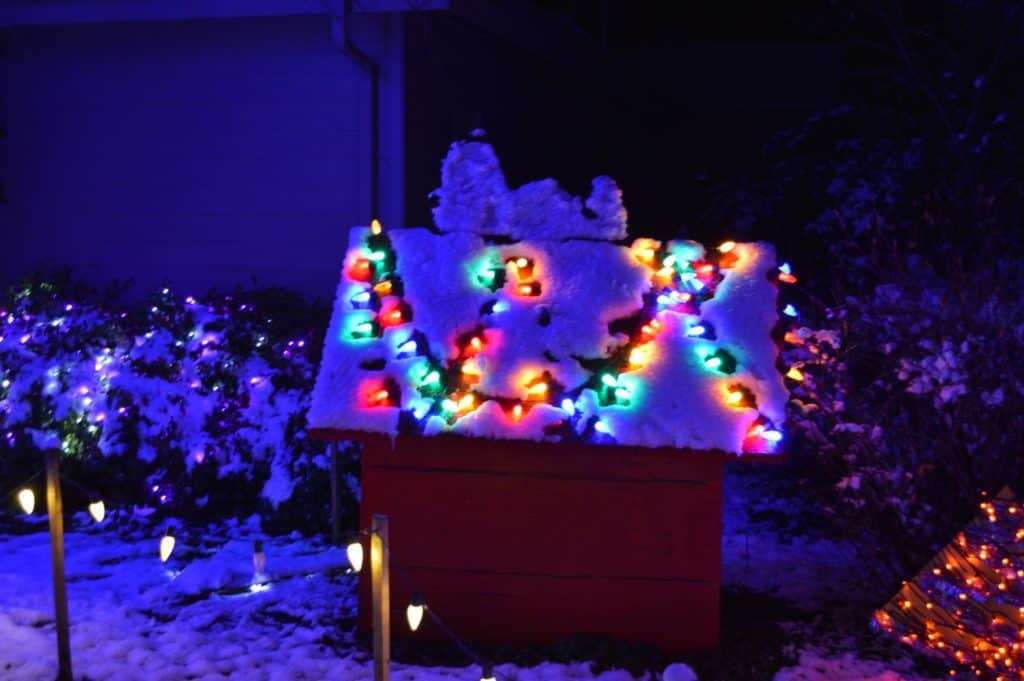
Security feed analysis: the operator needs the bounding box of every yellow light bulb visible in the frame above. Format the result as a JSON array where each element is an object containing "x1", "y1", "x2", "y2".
[
  {"x1": 628, "y1": 343, "x2": 654, "y2": 369},
  {"x1": 786, "y1": 367, "x2": 804, "y2": 381},
  {"x1": 527, "y1": 381, "x2": 548, "y2": 396},
  {"x1": 726, "y1": 390, "x2": 744, "y2": 406},
  {"x1": 512, "y1": 404, "x2": 523, "y2": 421},
  {"x1": 370, "y1": 218, "x2": 382, "y2": 235},
  {"x1": 346, "y1": 540, "x2": 364, "y2": 573},
  {"x1": 718, "y1": 240, "x2": 736, "y2": 253},
  {"x1": 159, "y1": 531, "x2": 175, "y2": 563},
  {"x1": 458, "y1": 394, "x2": 475, "y2": 411},
  {"x1": 407, "y1": 595, "x2": 425, "y2": 632},
  {"x1": 17, "y1": 488, "x2": 35, "y2": 515},
  {"x1": 88, "y1": 500, "x2": 105, "y2": 523},
  {"x1": 630, "y1": 238, "x2": 660, "y2": 265}
]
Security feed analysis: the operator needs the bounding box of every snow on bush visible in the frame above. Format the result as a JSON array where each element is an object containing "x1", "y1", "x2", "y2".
[
  {"x1": 711, "y1": 97, "x2": 1024, "y2": 581},
  {"x1": 0, "y1": 278, "x2": 332, "y2": 517}
]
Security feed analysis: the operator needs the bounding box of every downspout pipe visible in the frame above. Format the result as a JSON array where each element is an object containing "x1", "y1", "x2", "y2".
[{"x1": 330, "y1": 0, "x2": 380, "y2": 221}]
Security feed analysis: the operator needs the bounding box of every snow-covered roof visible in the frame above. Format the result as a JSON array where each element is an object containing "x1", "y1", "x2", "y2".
[{"x1": 308, "y1": 139, "x2": 788, "y2": 454}]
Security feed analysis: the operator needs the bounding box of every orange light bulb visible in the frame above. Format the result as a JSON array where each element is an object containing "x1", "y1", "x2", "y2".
[{"x1": 516, "y1": 282, "x2": 541, "y2": 297}]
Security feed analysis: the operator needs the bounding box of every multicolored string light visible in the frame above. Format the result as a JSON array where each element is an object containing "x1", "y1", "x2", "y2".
[{"x1": 342, "y1": 224, "x2": 799, "y2": 451}]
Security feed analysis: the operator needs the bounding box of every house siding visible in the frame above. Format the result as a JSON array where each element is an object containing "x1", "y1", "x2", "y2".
[{"x1": 2, "y1": 14, "x2": 374, "y2": 298}]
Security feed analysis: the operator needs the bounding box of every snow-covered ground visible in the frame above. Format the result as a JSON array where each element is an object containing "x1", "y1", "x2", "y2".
[{"x1": 0, "y1": 469, "x2": 938, "y2": 680}]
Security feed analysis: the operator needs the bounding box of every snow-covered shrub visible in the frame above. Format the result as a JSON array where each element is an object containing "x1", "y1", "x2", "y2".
[
  {"x1": 0, "y1": 275, "x2": 355, "y2": 530},
  {"x1": 706, "y1": 0, "x2": 1024, "y2": 582}
]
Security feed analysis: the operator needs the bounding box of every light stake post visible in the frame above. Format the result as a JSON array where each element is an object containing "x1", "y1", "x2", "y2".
[
  {"x1": 371, "y1": 513, "x2": 390, "y2": 681},
  {"x1": 46, "y1": 449, "x2": 72, "y2": 681}
]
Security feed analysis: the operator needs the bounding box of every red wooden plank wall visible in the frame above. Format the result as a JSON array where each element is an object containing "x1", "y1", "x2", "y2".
[{"x1": 354, "y1": 433, "x2": 725, "y2": 653}]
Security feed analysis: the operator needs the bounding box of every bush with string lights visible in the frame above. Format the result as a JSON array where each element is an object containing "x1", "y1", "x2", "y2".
[{"x1": 0, "y1": 275, "x2": 356, "y2": 530}]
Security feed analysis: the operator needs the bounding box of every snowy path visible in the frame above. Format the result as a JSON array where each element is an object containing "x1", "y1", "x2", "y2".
[
  {"x1": 0, "y1": 471, "x2": 939, "y2": 680},
  {"x1": 0, "y1": 518, "x2": 647, "y2": 681}
]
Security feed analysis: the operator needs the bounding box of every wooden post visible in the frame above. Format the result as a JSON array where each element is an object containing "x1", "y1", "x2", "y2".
[
  {"x1": 330, "y1": 441, "x2": 341, "y2": 546},
  {"x1": 371, "y1": 513, "x2": 390, "y2": 681},
  {"x1": 46, "y1": 449, "x2": 72, "y2": 681}
]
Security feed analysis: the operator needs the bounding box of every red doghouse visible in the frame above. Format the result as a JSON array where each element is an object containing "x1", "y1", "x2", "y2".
[{"x1": 309, "y1": 140, "x2": 788, "y2": 652}]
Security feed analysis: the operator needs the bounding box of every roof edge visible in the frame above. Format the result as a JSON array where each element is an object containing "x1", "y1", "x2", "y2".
[{"x1": 0, "y1": 0, "x2": 449, "y2": 28}]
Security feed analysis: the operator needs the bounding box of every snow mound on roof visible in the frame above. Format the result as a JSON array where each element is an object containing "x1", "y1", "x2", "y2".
[{"x1": 431, "y1": 137, "x2": 628, "y2": 241}]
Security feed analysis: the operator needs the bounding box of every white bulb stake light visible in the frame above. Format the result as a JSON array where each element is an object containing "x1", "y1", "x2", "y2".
[
  {"x1": 87, "y1": 500, "x2": 105, "y2": 523},
  {"x1": 17, "y1": 488, "x2": 35, "y2": 515},
  {"x1": 406, "y1": 592, "x2": 425, "y2": 632},
  {"x1": 347, "y1": 536, "x2": 364, "y2": 573},
  {"x1": 159, "y1": 528, "x2": 175, "y2": 563}
]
